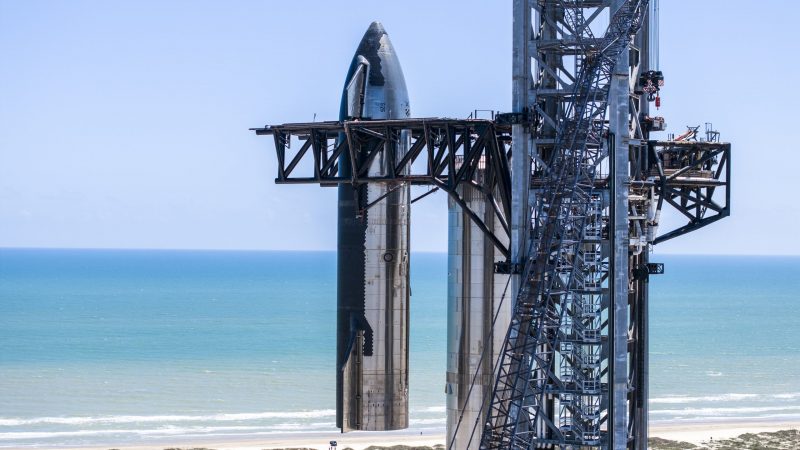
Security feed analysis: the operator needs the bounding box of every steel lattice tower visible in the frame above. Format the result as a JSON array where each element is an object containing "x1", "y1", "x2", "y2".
[{"x1": 484, "y1": 1, "x2": 651, "y2": 448}]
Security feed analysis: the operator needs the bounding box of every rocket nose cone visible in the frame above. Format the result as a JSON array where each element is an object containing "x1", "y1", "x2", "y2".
[
  {"x1": 340, "y1": 20, "x2": 408, "y2": 120},
  {"x1": 357, "y1": 21, "x2": 389, "y2": 56},
  {"x1": 351, "y1": 20, "x2": 400, "y2": 90},
  {"x1": 367, "y1": 21, "x2": 386, "y2": 34}
]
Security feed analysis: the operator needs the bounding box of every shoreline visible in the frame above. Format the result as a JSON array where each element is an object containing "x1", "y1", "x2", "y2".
[
  {"x1": 24, "y1": 420, "x2": 800, "y2": 450},
  {"x1": 31, "y1": 428, "x2": 447, "y2": 450}
]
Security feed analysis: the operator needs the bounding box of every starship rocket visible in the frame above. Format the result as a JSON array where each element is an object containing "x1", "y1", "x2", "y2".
[{"x1": 336, "y1": 22, "x2": 411, "y2": 432}]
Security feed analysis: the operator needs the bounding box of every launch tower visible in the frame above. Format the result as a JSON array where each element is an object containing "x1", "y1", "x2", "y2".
[
  {"x1": 479, "y1": 1, "x2": 730, "y2": 448},
  {"x1": 253, "y1": 1, "x2": 731, "y2": 448}
]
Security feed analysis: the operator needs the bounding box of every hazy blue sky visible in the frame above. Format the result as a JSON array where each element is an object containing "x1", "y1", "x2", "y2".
[{"x1": 1, "y1": 1, "x2": 798, "y2": 255}]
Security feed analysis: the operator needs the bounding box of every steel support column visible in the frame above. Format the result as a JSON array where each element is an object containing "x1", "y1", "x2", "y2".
[
  {"x1": 630, "y1": 4, "x2": 651, "y2": 447},
  {"x1": 510, "y1": 0, "x2": 531, "y2": 312},
  {"x1": 610, "y1": 0, "x2": 631, "y2": 447}
]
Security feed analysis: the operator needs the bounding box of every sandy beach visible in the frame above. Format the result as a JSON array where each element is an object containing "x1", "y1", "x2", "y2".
[
  {"x1": 650, "y1": 419, "x2": 800, "y2": 443},
  {"x1": 30, "y1": 420, "x2": 800, "y2": 450},
  {"x1": 51, "y1": 429, "x2": 447, "y2": 450}
]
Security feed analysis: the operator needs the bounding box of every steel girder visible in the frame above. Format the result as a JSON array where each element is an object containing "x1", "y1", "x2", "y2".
[
  {"x1": 252, "y1": 119, "x2": 513, "y2": 258},
  {"x1": 649, "y1": 140, "x2": 731, "y2": 244}
]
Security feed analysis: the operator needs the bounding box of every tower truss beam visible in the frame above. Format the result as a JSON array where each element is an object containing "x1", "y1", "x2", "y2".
[{"x1": 253, "y1": 119, "x2": 513, "y2": 258}]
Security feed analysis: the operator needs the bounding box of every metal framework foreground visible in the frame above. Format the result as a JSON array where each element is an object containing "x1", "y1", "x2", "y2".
[
  {"x1": 253, "y1": 115, "x2": 729, "y2": 448},
  {"x1": 481, "y1": 1, "x2": 649, "y2": 447},
  {"x1": 482, "y1": 0, "x2": 730, "y2": 448},
  {"x1": 254, "y1": 1, "x2": 731, "y2": 447},
  {"x1": 254, "y1": 119, "x2": 514, "y2": 257}
]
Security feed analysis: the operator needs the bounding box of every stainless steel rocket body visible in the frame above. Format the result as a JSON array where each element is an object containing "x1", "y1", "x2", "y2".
[
  {"x1": 336, "y1": 22, "x2": 411, "y2": 432},
  {"x1": 446, "y1": 164, "x2": 510, "y2": 448}
]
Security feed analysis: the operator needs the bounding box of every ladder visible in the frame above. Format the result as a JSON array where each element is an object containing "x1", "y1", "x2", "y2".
[{"x1": 480, "y1": 1, "x2": 649, "y2": 448}]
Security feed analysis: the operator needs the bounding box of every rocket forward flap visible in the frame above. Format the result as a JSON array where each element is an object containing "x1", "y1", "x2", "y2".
[
  {"x1": 339, "y1": 312, "x2": 374, "y2": 372},
  {"x1": 345, "y1": 56, "x2": 369, "y2": 119}
]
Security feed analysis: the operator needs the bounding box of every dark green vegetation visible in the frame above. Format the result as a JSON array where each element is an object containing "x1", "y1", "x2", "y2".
[
  {"x1": 648, "y1": 437, "x2": 699, "y2": 449},
  {"x1": 363, "y1": 446, "x2": 445, "y2": 450},
  {"x1": 649, "y1": 429, "x2": 800, "y2": 450}
]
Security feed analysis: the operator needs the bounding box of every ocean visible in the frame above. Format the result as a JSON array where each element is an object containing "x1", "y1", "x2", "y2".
[{"x1": 0, "y1": 249, "x2": 798, "y2": 448}]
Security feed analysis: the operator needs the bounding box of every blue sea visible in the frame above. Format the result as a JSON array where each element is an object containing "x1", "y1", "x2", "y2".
[{"x1": 0, "y1": 249, "x2": 798, "y2": 448}]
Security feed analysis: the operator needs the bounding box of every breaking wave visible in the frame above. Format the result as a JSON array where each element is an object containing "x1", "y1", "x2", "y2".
[
  {"x1": 649, "y1": 392, "x2": 800, "y2": 405},
  {"x1": 651, "y1": 405, "x2": 800, "y2": 417},
  {"x1": 0, "y1": 410, "x2": 336, "y2": 427}
]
